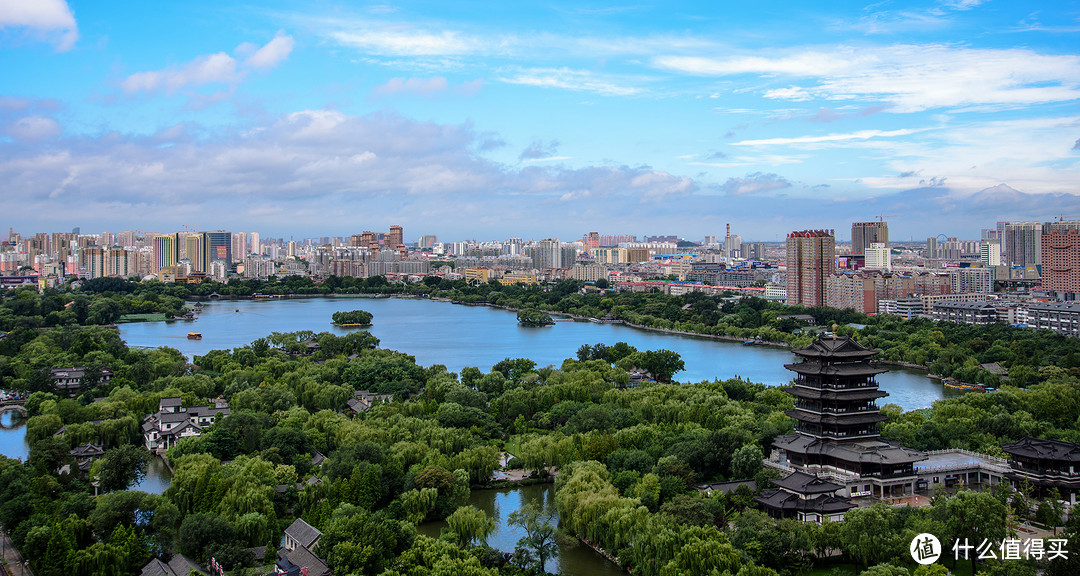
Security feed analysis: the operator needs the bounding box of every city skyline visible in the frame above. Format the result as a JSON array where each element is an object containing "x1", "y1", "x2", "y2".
[{"x1": 2, "y1": 1, "x2": 1079, "y2": 239}]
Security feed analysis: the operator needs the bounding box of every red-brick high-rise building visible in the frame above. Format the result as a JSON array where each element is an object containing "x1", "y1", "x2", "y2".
[
  {"x1": 786, "y1": 230, "x2": 836, "y2": 307},
  {"x1": 1043, "y1": 228, "x2": 1080, "y2": 294}
]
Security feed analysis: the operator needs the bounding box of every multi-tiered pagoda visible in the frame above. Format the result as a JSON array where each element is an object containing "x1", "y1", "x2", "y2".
[{"x1": 759, "y1": 335, "x2": 926, "y2": 521}]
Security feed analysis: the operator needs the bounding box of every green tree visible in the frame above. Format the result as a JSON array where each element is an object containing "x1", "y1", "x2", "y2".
[
  {"x1": 445, "y1": 505, "x2": 496, "y2": 548},
  {"x1": 508, "y1": 499, "x2": 560, "y2": 574},
  {"x1": 92, "y1": 444, "x2": 150, "y2": 493}
]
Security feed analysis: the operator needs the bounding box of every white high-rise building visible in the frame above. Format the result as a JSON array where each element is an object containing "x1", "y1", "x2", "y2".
[
  {"x1": 864, "y1": 243, "x2": 891, "y2": 272},
  {"x1": 980, "y1": 242, "x2": 1001, "y2": 267},
  {"x1": 250, "y1": 232, "x2": 261, "y2": 256}
]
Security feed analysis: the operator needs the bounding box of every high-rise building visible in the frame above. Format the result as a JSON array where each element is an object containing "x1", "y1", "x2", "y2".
[
  {"x1": 1006, "y1": 222, "x2": 1043, "y2": 268},
  {"x1": 585, "y1": 232, "x2": 600, "y2": 249},
  {"x1": 389, "y1": 225, "x2": 404, "y2": 250},
  {"x1": 980, "y1": 242, "x2": 1001, "y2": 267},
  {"x1": 287, "y1": 240, "x2": 297, "y2": 258},
  {"x1": 1043, "y1": 227, "x2": 1080, "y2": 294},
  {"x1": 232, "y1": 232, "x2": 248, "y2": 261},
  {"x1": 726, "y1": 235, "x2": 743, "y2": 259},
  {"x1": 926, "y1": 237, "x2": 939, "y2": 260},
  {"x1": 419, "y1": 235, "x2": 438, "y2": 250},
  {"x1": 850, "y1": 222, "x2": 888, "y2": 256},
  {"x1": 107, "y1": 246, "x2": 128, "y2": 277},
  {"x1": 531, "y1": 238, "x2": 562, "y2": 269},
  {"x1": 205, "y1": 230, "x2": 232, "y2": 264},
  {"x1": 864, "y1": 242, "x2": 891, "y2": 271},
  {"x1": 86, "y1": 245, "x2": 105, "y2": 278},
  {"x1": 186, "y1": 233, "x2": 207, "y2": 273},
  {"x1": 152, "y1": 235, "x2": 178, "y2": 274},
  {"x1": 786, "y1": 230, "x2": 835, "y2": 307},
  {"x1": 250, "y1": 232, "x2": 261, "y2": 256}
]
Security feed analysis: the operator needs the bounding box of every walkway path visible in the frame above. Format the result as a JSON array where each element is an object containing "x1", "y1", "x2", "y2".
[{"x1": 0, "y1": 525, "x2": 32, "y2": 576}]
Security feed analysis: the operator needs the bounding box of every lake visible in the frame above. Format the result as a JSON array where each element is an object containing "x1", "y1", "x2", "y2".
[
  {"x1": 119, "y1": 296, "x2": 946, "y2": 412},
  {"x1": 417, "y1": 483, "x2": 622, "y2": 576}
]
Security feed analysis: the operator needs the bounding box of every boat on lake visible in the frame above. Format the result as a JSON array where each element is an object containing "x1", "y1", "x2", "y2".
[{"x1": 187, "y1": 332, "x2": 202, "y2": 340}]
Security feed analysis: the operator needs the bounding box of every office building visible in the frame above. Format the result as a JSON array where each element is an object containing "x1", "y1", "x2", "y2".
[
  {"x1": 185, "y1": 233, "x2": 207, "y2": 273},
  {"x1": 851, "y1": 222, "x2": 888, "y2": 256},
  {"x1": 786, "y1": 230, "x2": 835, "y2": 307},
  {"x1": 864, "y1": 243, "x2": 891, "y2": 271},
  {"x1": 205, "y1": 230, "x2": 232, "y2": 265},
  {"x1": 980, "y1": 242, "x2": 1001, "y2": 267},
  {"x1": 152, "y1": 235, "x2": 178, "y2": 274}
]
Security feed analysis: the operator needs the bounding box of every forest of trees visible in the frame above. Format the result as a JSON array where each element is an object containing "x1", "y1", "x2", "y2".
[{"x1": 2, "y1": 279, "x2": 1080, "y2": 575}]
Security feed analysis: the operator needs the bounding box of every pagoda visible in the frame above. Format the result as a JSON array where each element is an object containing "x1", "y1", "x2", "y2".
[{"x1": 767, "y1": 335, "x2": 926, "y2": 503}]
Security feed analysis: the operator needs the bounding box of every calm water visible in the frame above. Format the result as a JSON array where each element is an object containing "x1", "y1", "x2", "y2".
[
  {"x1": 119, "y1": 297, "x2": 945, "y2": 411},
  {"x1": 0, "y1": 409, "x2": 28, "y2": 461},
  {"x1": 417, "y1": 483, "x2": 622, "y2": 576}
]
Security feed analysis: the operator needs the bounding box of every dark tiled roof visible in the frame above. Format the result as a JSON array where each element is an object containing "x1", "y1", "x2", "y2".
[
  {"x1": 1001, "y1": 437, "x2": 1080, "y2": 462},
  {"x1": 784, "y1": 410, "x2": 890, "y2": 426},
  {"x1": 160, "y1": 397, "x2": 182, "y2": 407},
  {"x1": 278, "y1": 546, "x2": 330, "y2": 576},
  {"x1": 785, "y1": 386, "x2": 888, "y2": 401},
  {"x1": 167, "y1": 554, "x2": 206, "y2": 576},
  {"x1": 70, "y1": 442, "x2": 105, "y2": 457},
  {"x1": 285, "y1": 518, "x2": 322, "y2": 549},
  {"x1": 755, "y1": 488, "x2": 856, "y2": 514},
  {"x1": 792, "y1": 336, "x2": 879, "y2": 360},
  {"x1": 785, "y1": 362, "x2": 887, "y2": 377},
  {"x1": 770, "y1": 471, "x2": 844, "y2": 494},
  {"x1": 774, "y1": 433, "x2": 927, "y2": 465}
]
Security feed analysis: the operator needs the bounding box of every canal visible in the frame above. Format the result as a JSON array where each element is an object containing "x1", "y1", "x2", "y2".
[{"x1": 416, "y1": 483, "x2": 622, "y2": 576}]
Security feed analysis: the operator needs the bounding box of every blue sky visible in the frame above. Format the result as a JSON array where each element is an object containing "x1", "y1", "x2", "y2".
[{"x1": 1, "y1": 0, "x2": 1079, "y2": 242}]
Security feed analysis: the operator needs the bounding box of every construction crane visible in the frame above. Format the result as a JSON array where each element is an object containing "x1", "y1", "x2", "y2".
[{"x1": 876, "y1": 213, "x2": 902, "y2": 223}]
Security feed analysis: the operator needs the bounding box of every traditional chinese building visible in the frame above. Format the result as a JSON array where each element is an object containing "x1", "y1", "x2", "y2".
[
  {"x1": 767, "y1": 336, "x2": 927, "y2": 503},
  {"x1": 754, "y1": 471, "x2": 856, "y2": 523},
  {"x1": 1001, "y1": 437, "x2": 1080, "y2": 505}
]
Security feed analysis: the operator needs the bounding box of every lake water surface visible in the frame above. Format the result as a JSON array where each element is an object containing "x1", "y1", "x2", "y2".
[{"x1": 119, "y1": 297, "x2": 946, "y2": 412}]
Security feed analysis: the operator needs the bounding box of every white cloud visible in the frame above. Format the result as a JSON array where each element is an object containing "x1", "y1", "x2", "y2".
[
  {"x1": 121, "y1": 32, "x2": 294, "y2": 97},
  {"x1": 720, "y1": 172, "x2": 792, "y2": 196},
  {"x1": 499, "y1": 67, "x2": 643, "y2": 96},
  {"x1": 654, "y1": 45, "x2": 1080, "y2": 112},
  {"x1": 0, "y1": 0, "x2": 77, "y2": 51},
  {"x1": 243, "y1": 30, "x2": 295, "y2": 69},
  {"x1": 732, "y1": 129, "x2": 922, "y2": 147},
  {"x1": 330, "y1": 28, "x2": 479, "y2": 56},
  {"x1": 0, "y1": 109, "x2": 699, "y2": 234},
  {"x1": 3, "y1": 115, "x2": 61, "y2": 141}
]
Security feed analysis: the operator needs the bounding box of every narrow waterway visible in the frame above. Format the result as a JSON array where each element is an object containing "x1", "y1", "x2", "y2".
[
  {"x1": 417, "y1": 483, "x2": 623, "y2": 576},
  {"x1": 0, "y1": 409, "x2": 28, "y2": 461}
]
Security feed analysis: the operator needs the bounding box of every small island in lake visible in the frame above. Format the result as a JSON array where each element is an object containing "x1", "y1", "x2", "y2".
[
  {"x1": 331, "y1": 309, "x2": 374, "y2": 327},
  {"x1": 517, "y1": 308, "x2": 554, "y2": 326}
]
